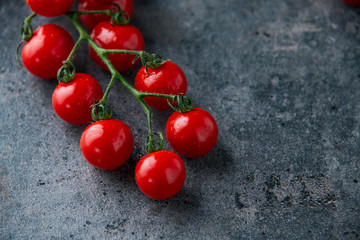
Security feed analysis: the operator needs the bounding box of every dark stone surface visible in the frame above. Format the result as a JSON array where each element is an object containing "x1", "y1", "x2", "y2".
[{"x1": 1, "y1": 0, "x2": 360, "y2": 239}]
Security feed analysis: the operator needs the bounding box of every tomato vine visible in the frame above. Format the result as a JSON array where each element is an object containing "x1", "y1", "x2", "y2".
[
  {"x1": 17, "y1": 1, "x2": 218, "y2": 200},
  {"x1": 67, "y1": 10, "x2": 196, "y2": 153}
]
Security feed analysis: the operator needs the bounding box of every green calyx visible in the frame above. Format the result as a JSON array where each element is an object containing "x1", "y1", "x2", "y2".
[
  {"x1": 16, "y1": 13, "x2": 37, "y2": 66},
  {"x1": 57, "y1": 61, "x2": 76, "y2": 83},
  {"x1": 133, "y1": 53, "x2": 167, "y2": 76},
  {"x1": 110, "y1": 3, "x2": 130, "y2": 25},
  {"x1": 167, "y1": 94, "x2": 194, "y2": 113},
  {"x1": 144, "y1": 54, "x2": 166, "y2": 68},
  {"x1": 92, "y1": 100, "x2": 113, "y2": 121},
  {"x1": 146, "y1": 131, "x2": 165, "y2": 153},
  {"x1": 21, "y1": 21, "x2": 33, "y2": 42},
  {"x1": 21, "y1": 13, "x2": 36, "y2": 41}
]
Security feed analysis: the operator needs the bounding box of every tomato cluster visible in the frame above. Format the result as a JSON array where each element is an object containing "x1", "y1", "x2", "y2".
[{"x1": 21, "y1": 0, "x2": 218, "y2": 200}]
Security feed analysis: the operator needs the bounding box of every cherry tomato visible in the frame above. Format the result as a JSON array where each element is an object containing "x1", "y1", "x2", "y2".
[
  {"x1": 78, "y1": 0, "x2": 133, "y2": 29},
  {"x1": 135, "y1": 150, "x2": 186, "y2": 200},
  {"x1": 52, "y1": 73, "x2": 103, "y2": 125},
  {"x1": 21, "y1": 24, "x2": 74, "y2": 79},
  {"x1": 342, "y1": 0, "x2": 360, "y2": 5},
  {"x1": 135, "y1": 61, "x2": 187, "y2": 111},
  {"x1": 80, "y1": 120, "x2": 134, "y2": 170},
  {"x1": 25, "y1": 0, "x2": 75, "y2": 17},
  {"x1": 89, "y1": 22, "x2": 145, "y2": 72},
  {"x1": 166, "y1": 107, "x2": 218, "y2": 158}
]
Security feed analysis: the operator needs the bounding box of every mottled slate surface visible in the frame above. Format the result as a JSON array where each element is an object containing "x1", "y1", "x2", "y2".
[{"x1": 0, "y1": 0, "x2": 359, "y2": 239}]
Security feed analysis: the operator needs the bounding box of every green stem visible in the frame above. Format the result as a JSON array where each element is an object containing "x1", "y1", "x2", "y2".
[
  {"x1": 101, "y1": 49, "x2": 154, "y2": 60},
  {"x1": 66, "y1": 12, "x2": 180, "y2": 152},
  {"x1": 57, "y1": 33, "x2": 84, "y2": 83},
  {"x1": 138, "y1": 92, "x2": 177, "y2": 100},
  {"x1": 66, "y1": 37, "x2": 84, "y2": 62},
  {"x1": 16, "y1": 13, "x2": 37, "y2": 66},
  {"x1": 23, "y1": 13, "x2": 36, "y2": 28},
  {"x1": 100, "y1": 74, "x2": 117, "y2": 103},
  {"x1": 139, "y1": 98, "x2": 154, "y2": 140},
  {"x1": 21, "y1": 12, "x2": 36, "y2": 41},
  {"x1": 102, "y1": 49, "x2": 143, "y2": 55},
  {"x1": 67, "y1": 13, "x2": 90, "y2": 40},
  {"x1": 115, "y1": 71, "x2": 140, "y2": 96},
  {"x1": 69, "y1": 10, "x2": 113, "y2": 16},
  {"x1": 137, "y1": 97, "x2": 164, "y2": 153}
]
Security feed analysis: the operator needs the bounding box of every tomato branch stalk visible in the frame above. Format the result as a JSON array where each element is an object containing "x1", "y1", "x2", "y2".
[{"x1": 63, "y1": 11, "x2": 193, "y2": 153}]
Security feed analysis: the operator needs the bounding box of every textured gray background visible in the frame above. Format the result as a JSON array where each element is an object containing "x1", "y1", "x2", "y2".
[{"x1": 1, "y1": 0, "x2": 360, "y2": 239}]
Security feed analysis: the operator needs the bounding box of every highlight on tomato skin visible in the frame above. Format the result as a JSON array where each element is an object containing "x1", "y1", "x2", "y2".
[
  {"x1": 21, "y1": 24, "x2": 74, "y2": 79},
  {"x1": 80, "y1": 120, "x2": 134, "y2": 170},
  {"x1": 135, "y1": 61, "x2": 188, "y2": 111},
  {"x1": 166, "y1": 107, "x2": 219, "y2": 158},
  {"x1": 26, "y1": 0, "x2": 75, "y2": 17},
  {"x1": 52, "y1": 73, "x2": 103, "y2": 125},
  {"x1": 89, "y1": 21, "x2": 145, "y2": 72},
  {"x1": 78, "y1": 0, "x2": 134, "y2": 29},
  {"x1": 135, "y1": 150, "x2": 186, "y2": 200}
]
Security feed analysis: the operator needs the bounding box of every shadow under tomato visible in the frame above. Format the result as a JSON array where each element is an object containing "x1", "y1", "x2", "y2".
[
  {"x1": 182, "y1": 138, "x2": 235, "y2": 178},
  {"x1": 140, "y1": 187, "x2": 202, "y2": 216}
]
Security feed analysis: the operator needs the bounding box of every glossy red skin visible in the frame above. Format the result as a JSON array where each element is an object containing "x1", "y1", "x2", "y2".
[
  {"x1": 80, "y1": 120, "x2": 134, "y2": 170},
  {"x1": 89, "y1": 22, "x2": 145, "y2": 72},
  {"x1": 166, "y1": 107, "x2": 218, "y2": 158},
  {"x1": 135, "y1": 150, "x2": 186, "y2": 200},
  {"x1": 52, "y1": 73, "x2": 103, "y2": 125},
  {"x1": 26, "y1": 0, "x2": 75, "y2": 17},
  {"x1": 135, "y1": 61, "x2": 187, "y2": 111},
  {"x1": 78, "y1": 0, "x2": 133, "y2": 29},
  {"x1": 22, "y1": 24, "x2": 74, "y2": 79},
  {"x1": 342, "y1": 0, "x2": 360, "y2": 5}
]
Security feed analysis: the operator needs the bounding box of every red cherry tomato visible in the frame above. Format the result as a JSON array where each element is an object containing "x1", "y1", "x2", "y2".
[
  {"x1": 135, "y1": 150, "x2": 186, "y2": 200},
  {"x1": 342, "y1": 0, "x2": 360, "y2": 5},
  {"x1": 166, "y1": 107, "x2": 218, "y2": 158},
  {"x1": 135, "y1": 61, "x2": 188, "y2": 111},
  {"x1": 21, "y1": 24, "x2": 74, "y2": 79},
  {"x1": 25, "y1": 0, "x2": 75, "y2": 17},
  {"x1": 89, "y1": 22, "x2": 145, "y2": 72},
  {"x1": 80, "y1": 120, "x2": 134, "y2": 170},
  {"x1": 78, "y1": 0, "x2": 133, "y2": 29},
  {"x1": 52, "y1": 73, "x2": 103, "y2": 125}
]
